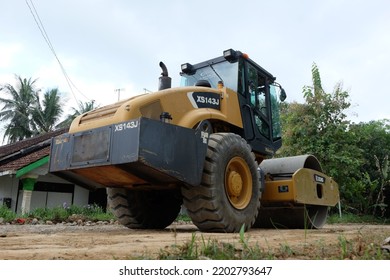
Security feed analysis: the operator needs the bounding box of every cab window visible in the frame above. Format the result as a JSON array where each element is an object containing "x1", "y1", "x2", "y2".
[
  {"x1": 270, "y1": 85, "x2": 282, "y2": 140},
  {"x1": 247, "y1": 64, "x2": 267, "y2": 116},
  {"x1": 247, "y1": 63, "x2": 270, "y2": 139}
]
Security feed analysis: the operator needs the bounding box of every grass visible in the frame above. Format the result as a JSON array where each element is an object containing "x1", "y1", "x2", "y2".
[
  {"x1": 0, "y1": 205, "x2": 16, "y2": 222},
  {"x1": 327, "y1": 213, "x2": 390, "y2": 224},
  {"x1": 159, "y1": 232, "x2": 271, "y2": 260},
  {"x1": 0, "y1": 204, "x2": 115, "y2": 223},
  {"x1": 159, "y1": 219, "x2": 390, "y2": 260},
  {"x1": 28, "y1": 204, "x2": 115, "y2": 222},
  {"x1": 2, "y1": 207, "x2": 388, "y2": 225},
  {"x1": 175, "y1": 213, "x2": 192, "y2": 223},
  {"x1": 158, "y1": 229, "x2": 390, "y2": 260}
]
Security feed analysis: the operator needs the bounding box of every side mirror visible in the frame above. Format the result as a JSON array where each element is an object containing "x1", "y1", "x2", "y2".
[{"x1": 279, "y1": 88, "x2": 287, "y2": 102}]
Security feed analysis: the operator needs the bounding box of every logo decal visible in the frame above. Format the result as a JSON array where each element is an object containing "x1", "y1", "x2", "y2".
[
  {"x1": 114, "y1": 120, "x2": 139, "y2": 132},
  {"x1": 314, "y1": 174, "x2": 326, "y2": 184},
  {"x1": 187, "y1": 92, "x2": 221, "y2": 110}
]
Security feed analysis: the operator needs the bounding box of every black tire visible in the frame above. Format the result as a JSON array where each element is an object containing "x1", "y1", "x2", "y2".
[
  {"x1": 107, "y1": 188, "x2": 182, "y2": 229},
  {"x1": 181, "y1": 133, "x2": 261, "y2": 232}
]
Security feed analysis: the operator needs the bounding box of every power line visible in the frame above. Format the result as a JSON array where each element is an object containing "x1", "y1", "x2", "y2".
[{"x1": 25, "y1": 0, "x2": 92, "y2": 102}]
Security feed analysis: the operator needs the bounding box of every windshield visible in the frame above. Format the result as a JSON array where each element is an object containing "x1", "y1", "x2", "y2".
[{"x1": 180, "y1": 60, "x2": 239, "y2": 91}]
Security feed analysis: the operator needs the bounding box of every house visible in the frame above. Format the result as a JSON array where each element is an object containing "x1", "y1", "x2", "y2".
[{"x1": 0, "y1": 129, "x2": 107, "y2": 214}]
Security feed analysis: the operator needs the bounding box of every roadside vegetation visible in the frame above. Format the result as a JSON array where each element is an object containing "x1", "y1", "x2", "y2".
[
  {"x1": 1, "y1": 207, "x2": 389, "y2": 225},
  {"x1": 327, "y1": 213, "x2": 389, "y2": 225},
  {"x1": 278, "y1": 63, "x2": 390, "y2": 220},
  {"x1": 0, "y1": 204, "x2": 114, "y2": 224},
  {"x1": 158, "y1": 224, "x2": 390, "y2": 260},
  {"x1": 157, "y1": 232, "x2": 390, "y2": 260}
]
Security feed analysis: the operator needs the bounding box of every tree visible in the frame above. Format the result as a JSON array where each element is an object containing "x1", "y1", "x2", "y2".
[
  {"x1": 279, "y1": 64, "x2": 390, "y2": 217},
  {"x1": 0, "y1": 75, "x2": 38, "y2": 143},
  {"x1": 349, "y1": 120, "x2": 390, "y2": 177},
  {"x1": 280, "y1": 63, "x2": 360, "y2": 174},
  {"x1": 32, "y1": 88, "x2": 64, "y2": 133},
  {"x1": 348, "y1": 120, "x2": 390, "y2": 215},
  {"x1": 279, "y1": 63, "x2": 364, "y2": 212},
  {"x1": 374, "y1": 155, "x2": 389, "y2": 216},
  {"x1": 71, "y1": 100, "x2": 96, "y2": 116},
  {"x1": 57, "y1": 100, "x2": 96, "y2": 128},
  {"x1": 0, "y1": 76, "x2": 67, "y2": 142}
]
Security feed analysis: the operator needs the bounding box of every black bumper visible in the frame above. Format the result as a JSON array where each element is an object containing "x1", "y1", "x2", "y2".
[{"x1": 49, "y1": 117, "x2": 208, "y2": 189}]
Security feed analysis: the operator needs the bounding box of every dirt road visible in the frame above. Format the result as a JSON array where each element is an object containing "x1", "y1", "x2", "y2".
[{"x1": 0, "y1": 223, "x2": 389, "y2": 259}]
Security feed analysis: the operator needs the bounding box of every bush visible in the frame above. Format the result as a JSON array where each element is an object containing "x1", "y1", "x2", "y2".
[
  {"x1": 26, "y1": 204, "x2": 114, "y2": 222},
  {"x1": 327, "y1": 213, "x2": 389, "y2": 224},
  {"x1": 28, "y1": 207, "x2": 68, "y2": 221},
  {"x1": 0, "y1": 205, "x2": 16, "y2": 222},
  {"x1": 1, "y1": 203, "x2": 114, "y2": 223}
]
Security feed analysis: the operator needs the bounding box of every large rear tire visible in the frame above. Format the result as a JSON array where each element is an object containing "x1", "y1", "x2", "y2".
[
  {"x1": 107, "y1": 188, "x2": 182, "y2": 229},
  {"x1": 182, "y1": 133, "x2": 261, "y2": 232}
]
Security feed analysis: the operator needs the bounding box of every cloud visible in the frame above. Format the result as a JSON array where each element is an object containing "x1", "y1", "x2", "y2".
[
  {"x1": 1, "y1": 0, "x2": 389, "y2": 125},
  {"x1": 31, "y1": 56, "x2": 140, "y2": 116},
  {"x1": 0, "y1": 43, "x2": 23, "y2": 69}
]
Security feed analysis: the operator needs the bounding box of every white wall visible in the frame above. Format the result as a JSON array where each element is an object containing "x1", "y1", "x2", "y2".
[
  {"x1": 0, "y1": 174, "x2": 19, "y2": 211},
  {"x1": 1, "y1": 172, "x2": 90, "y2": 213},
  {"x1": 73, "y1": 185, "x2": 89, "y2": 206},
  {"x1": 46, "y1": 192, "x2": 73, "y2": 208}
]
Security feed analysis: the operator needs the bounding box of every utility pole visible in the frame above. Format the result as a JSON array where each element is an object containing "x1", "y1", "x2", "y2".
[{"x1": 114, "y1": 88, "x2": 125, "y2": 101}]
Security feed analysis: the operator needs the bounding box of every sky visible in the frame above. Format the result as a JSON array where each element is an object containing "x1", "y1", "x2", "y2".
[{"x1": 1, "y1": 0, "x2": 390, "y2": 126}]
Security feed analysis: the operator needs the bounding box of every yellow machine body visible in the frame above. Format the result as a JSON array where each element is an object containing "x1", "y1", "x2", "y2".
[
  {"x1": 262, "y1": 168, "x2": 339, "y2": 207},
  {"x1": 69, "y1": 87, "x2": 243, "y2": 134}
]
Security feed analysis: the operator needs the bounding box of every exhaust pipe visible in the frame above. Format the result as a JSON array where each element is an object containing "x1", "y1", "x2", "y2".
[{"x1": 158, "y1": 61, "x2": 172, "y2": 90}]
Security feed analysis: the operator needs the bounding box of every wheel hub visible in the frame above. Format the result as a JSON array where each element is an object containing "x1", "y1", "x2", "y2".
[
  {"x1": 225, "y1": 157, "x2": 252, "y2": 210},
  {"x1": 227, "y1": 171, "x2": 243, "y2": 197}
]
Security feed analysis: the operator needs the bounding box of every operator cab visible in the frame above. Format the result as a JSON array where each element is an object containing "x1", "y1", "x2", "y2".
[{"x1": 180, "y1": 49, "x2": 286, "y2": 157}]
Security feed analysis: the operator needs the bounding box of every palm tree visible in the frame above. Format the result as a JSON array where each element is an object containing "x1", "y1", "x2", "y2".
[
  {"x1": 57, "y1": 100, "x2": 96, "y2": 128},
  {"x1": 32, "y1": 88, "x2": 63, "y2": 133},
  {"x1": 71, "y1": 100, "x2": 96, "y2": 116},
  {"x1": 0, "y1": 75, "x2": 38, "y2": 143}
]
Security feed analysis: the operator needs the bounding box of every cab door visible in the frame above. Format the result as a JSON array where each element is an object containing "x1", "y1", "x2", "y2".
[{"x1": 244, "y1": 62, "x2": 275, "y2": 156}]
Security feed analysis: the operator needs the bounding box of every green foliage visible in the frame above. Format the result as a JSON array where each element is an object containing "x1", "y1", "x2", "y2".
[
  {"x1": 341, "y1": 173, "x2": 378, "y2": 214},
  {"x1": 280, "y1": 63, "x2": 390, "y2": 218},
  {"x1": 0, "y1": 75, "x2": 38, "y2": 142},
  {"x1": 0, "y1": 204, "x2": 114, "y2": 224},
  {"x1": 346, "y1": 121, "x2": 390, "y2": 216},
  {"x1": 373, "y1": 155, "x2": 389, "y2": 216},
  {"x1": 159, "y1": 232, "x2": 269, "y2": 260},
  {"x1": 175, "y1": 214, "x2": 192, "y2": 222},
  {"x1": 0, "y1": 205, "x2": 16, "y2": 222},
  {"x1": 25, "y1": 204, "x2": 113, "y2": 222},
  {"x1": 338, "y1": 235, "x2": 351, "y2": 259},
  {"x1": 0, "y1": 76, "x2": 65, "y2": 143},
  {"x1": 29, "y1": 206, "x2": 69, "y2": 221},
  {"x1": 327, "y1": 213, "x2": 389, "y2": 224},
  {"x1": 280, "y1": 63, "x2": 360, "y2": 192},
  {"x1": 158, "y1": 227, "x2": 389, "y2": 260},
  {"x1": 0, "y1": 75, "x2": 97, "y2": 142},
  {"x1": 349, "y1": 120, "x2": 390, "y2": 165},
  {"x1": 57, "y1": 100, "x2": 97, "y2": 128},
  {"x1": 32, "y1": 88, "x2": 64, "y2": 133}
]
